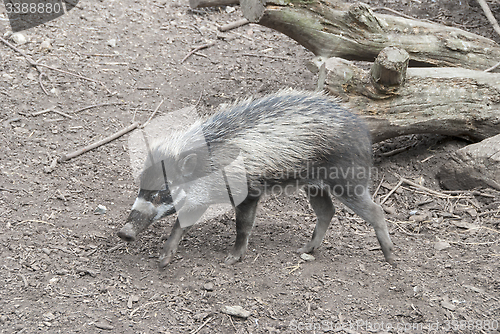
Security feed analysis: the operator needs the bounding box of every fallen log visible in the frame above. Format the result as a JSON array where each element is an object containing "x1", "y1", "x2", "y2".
[
  {"x1": 308, "y1": 47, "x2": 500, "y2": 143},
  {"x1": 189, "y1": 0, "x2": 239, "y2": 8},
  {"x1": 437, "y1": 134, "x2": 500, "y2": 191},
  {"x1": 240, "y1": 0, "x2": 500, "y2": 71}
]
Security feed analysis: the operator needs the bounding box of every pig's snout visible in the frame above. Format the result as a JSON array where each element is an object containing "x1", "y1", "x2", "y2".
[{"x1": 117, "y1": 223, "x2": 137, "y2": 242}]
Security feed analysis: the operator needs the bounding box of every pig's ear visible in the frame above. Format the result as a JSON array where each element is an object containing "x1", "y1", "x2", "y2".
[{"x1": 179, "y1": 153, "x2": 197, "y2": 177}]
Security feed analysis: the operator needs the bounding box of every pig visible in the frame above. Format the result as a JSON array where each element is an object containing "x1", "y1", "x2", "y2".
[{"x1": 118, "y1": 89, "x2": 395, "y2": 268}]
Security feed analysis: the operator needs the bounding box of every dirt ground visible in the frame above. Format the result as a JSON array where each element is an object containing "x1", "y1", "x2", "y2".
[{"x1": 1, "y1": 0, "x2": 500, "y2": 333}]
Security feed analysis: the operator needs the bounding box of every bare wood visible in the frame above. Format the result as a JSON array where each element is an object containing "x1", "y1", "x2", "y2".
[
  {"x1": 219, "y1": 19, "x2": 249, "y2": 32},
  {"x1": 241, "y1": 0, "x2": 500, "y2": 71},
  {"x1": 59, "y1": 122, "x2": 140, "y2": 162},
  {"x1": 370, "y1": 47, "x2": 409, "y2": 94},
  {"x1": 309, "y1": 50, "x2": 500, "y2": 143},
  {"x1": 189, "y1": 0, "x2": 238, "y2": 8}
]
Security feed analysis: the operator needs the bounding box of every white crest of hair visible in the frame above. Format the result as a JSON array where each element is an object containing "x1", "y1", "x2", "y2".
[
  {"x1": 145, "y1": 89, "x2": 353, "y2": 178},
  {"x1": 131, "y1": 197, "x2": 157, "y2": 216}
]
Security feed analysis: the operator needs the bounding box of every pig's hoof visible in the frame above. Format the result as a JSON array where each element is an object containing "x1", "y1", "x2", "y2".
[
  {"x1": 117, "y1": 223, "x2": 137, "y2": 242},
  {"x1": 297, "y1": 245, "x2": 314, "y2": 254},
  {"x1": 224, "y1": 253, "x2": 242, "y2": 265},
  {"x1": 385, "y1": 255, "x2": 397, "y2": 268},
  {"x1": 158, "y1": 253, "x2": 174, "y2": 268}
]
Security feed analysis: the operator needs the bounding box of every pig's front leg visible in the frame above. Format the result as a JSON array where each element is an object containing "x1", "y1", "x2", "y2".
[{"x1": 159, "y1": 207, "x2": 207, "y2": 268}]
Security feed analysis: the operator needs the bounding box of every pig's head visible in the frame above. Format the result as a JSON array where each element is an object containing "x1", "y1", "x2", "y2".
[{"x1": 117, "y1": 152, "x2": 203, "y2": 242}]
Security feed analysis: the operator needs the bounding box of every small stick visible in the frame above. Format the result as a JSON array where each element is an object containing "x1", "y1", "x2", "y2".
[
  {"x1": 218, "y1": 19, "x2": 249, "y2": 32},
  {"x1": 372, "y1": 175, "x2": 384, "y2": 200},
  {"x1": 129, "y1": 301, "x2": 162, "y2": 318},
  {"x1": 401, "y1": 177, "x2": 451, "y2": 198},
  {"x1": 51, "y1": 109, "x2": 74, "y2": 119},
  {"x1": 181, "y1": 42, "x2": 215, "y2": 63},
  {"x1": 190, "y1": 317, "x2": 213, "y2": 334},
  {"x1": 380, "y1": 144, "x2": 414, "y2": 157},
  {"x1": 380, "y1": 179, "x2": 403, "y2": 205},
  {"x1": 36, "y1": 63, "x2": 112, "y2": 94},
  {"x1": 39, "y1": 72, "x2": 49, "y2": 95},
  {"x1": 0, "y1": 187, "x2": 16, "y2": 192},
  {"x1": 485, "y1": 61, "x2": 500, "y2": 73},
  {"x1": 59, "y1": 122, "x2": 140, "y2": 162},
  {"x1": 141, "y1": 99, "x2": 164, "y2": 129},
  {"x1": 32, "y1": 107, "x2": 55, "y2": 116},
  {"x1": 72, "y1": 102, "x2": 126, "y2": 114},
  {"x1": 108, "y1": 242, "x2": 126, "y2": 252},
  {"x1": 477, "y1": 0, "x2": 500, "y2": 39},
  {"x1": 16, "y1": 220, "x2": 55, "y2": 226},
  {"x1": 32, "y1": 108, "x2": 73, "y2": 119},
  {"x1": 0, "y1": 36, "x2": 49, "y2": 95},
  {"x1": 241, "y1": 53, "x2": 290, "y2": 60}
]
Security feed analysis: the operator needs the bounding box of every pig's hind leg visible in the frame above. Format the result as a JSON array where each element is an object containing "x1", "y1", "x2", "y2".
[
  {"x1": 225, "y1": 197, "x2": 260, "y2": 265},
  {"x1": 298, "y1": 187, "x2": 335, "y2": 254},
  {"x1": 338, "y1": 191, "x2": 395, "y2": 266}
]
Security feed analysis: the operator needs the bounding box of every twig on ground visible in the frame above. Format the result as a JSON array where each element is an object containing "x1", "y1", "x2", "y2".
[
  {"x1": 0, "y1": 36, "x2": 49, "y2": 95},
  {"x1": 402, "y1": 178, "x2": 452, "y2": 198},
  {"x1": 190, "y1": 317, "x2": 213, "y2": 334},
  {"x1": 380, "y1": 144, "x2": 414, "y2": 157},
  {"x1": 380, "y1": 179, "x2": 403, "y2": 205},
  {"x1": 16, "y1": 220, "x2": 55, "y2": 226},
  {"x1": 372, "y1": 175, "x2": 384, "y2": 200},
  {"x1": 59, "y1": 122, "x2": 140, "y2": 162},
  {"x1": 141, "y1": 99, "x2": 164, "y2": 129},
  {"x1": 129, "y1": 301, "x2": 162, "y2": 318},
  {"x1": 181, "y1": 42, "x2": 215, "y2": 63},
  {"x1": 72, "y1": 102, "x2": 126, "y2": 114},
  {"x1": 32, "y1": 107, "x2": 73, "y2": 119},
  {"x1": 218, "y1": 19, "x2": 249, "y2": 32},
  {"x1": 241, "y1": 53, "x2": 290, "y2": 60},
  {"x1": 36, "y1": 63, "x2": 112, "y2": 94},
  {"x1": 108, "y1": 243, "x2": 126, "y2": 252},
  {"x1": 381, "y1": 177, "x2": 454, "y2": 204},
  {"x1": 485, "y1": 61, "x2": 500, "y2": 73}
]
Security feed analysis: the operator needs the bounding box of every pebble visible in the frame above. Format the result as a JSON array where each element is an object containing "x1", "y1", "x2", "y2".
[
  {"x1": 127, "y1": 295, "x2": 139, "y2": 309},
  {"x1": 221, "y1": 305, "x2": 251, "y2": 319},
  {"x1": 441, "y1": 299, "x2": 456, "y2": 311},
  {"x1": 300, "y1": 253, "x2": 315, "y2": 261},
  {"x1": 434, "y1": 241, "x2": 451, "y2": 251},
  {"x1": 40, "y1": 39, "x2": 52, "y2": 52},
  {"x1": 43, "y1": 312, "x2": 56, "y2": 321},
  {"x1": 42, "y1": 248, "x2": 51, "y2": 255},
  {"x1": 203, "y1": 282, "x2": 214, "y2": 291},
  {"x1": 94, "y1": 321, "x2": 114, "y2": 330},
  {"x1": 409, "y1": 214, "x2": 428, "y2": 222},
  {"x1": 383, "y1": 206, "x2": 396, "y2": 215},
  {"x1": 94, "y1": 205, "x2": 107, "y2": 215},
  {"x1": 10, "y1": 32, "x2": 27, "y2": 45},
  {"x1": 107, "y1": 38, "x2": 117, "y2": 47}
]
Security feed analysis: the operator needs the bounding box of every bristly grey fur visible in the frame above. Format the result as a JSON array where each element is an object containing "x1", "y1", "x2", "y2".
[
  {"x1": 146, "y1": 89, "x2": 371, "y2": 175},
  {"x1": 144, "y1": 89, "x2": 370, "y2": 182}
]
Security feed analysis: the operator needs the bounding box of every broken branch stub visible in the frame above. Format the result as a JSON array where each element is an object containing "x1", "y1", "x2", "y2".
[
  {"x1": 241, "y1": 0, "x2": 500, "y2": 71},
  {"x1": 308, "y1": 48, "x2": 500, "y2": 143}
]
